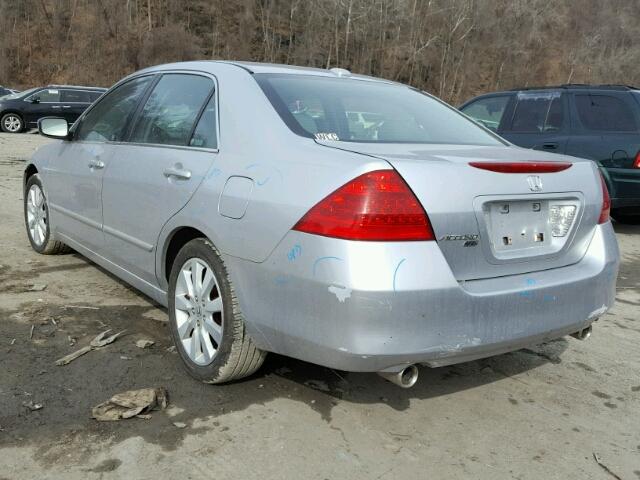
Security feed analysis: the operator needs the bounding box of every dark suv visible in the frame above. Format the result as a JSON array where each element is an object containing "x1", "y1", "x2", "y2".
[
  {"x1": 0, "y1": 85, "x2": 106, "y2": 134},
  {"x1": 460, "y1": 85, "x2": 640, "y2": 223}
]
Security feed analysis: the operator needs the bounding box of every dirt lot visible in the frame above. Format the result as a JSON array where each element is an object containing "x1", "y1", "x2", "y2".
[{"x1": 0, "y1": 132, "x2": 639, "y2": 480}]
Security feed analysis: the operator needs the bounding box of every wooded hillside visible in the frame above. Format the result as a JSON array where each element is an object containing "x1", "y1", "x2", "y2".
[{"x1": 1, "y1": 0, "x2": 639, "y2": 104}]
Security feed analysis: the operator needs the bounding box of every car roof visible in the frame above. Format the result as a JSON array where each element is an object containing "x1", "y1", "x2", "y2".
[
  {"x1": 44, "y1": 85, "x2": 107, "y2": 91},
  {"x1": 135, "y1": 60, "x2": 398, "y2": 85}
]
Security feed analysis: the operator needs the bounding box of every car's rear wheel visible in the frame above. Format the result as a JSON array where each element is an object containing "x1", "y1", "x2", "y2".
[
  {"x1": 168, "y1": 238, "x2": 266, "y2": 383},
  {"x1": 1, "y1": 113, "x2": 24, "y2": 133},
  {"x1": 24, "y1": 174, "x2": 71, "y2": 254}
]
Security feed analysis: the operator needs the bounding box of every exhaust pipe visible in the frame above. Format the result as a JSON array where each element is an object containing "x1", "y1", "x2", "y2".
[
  {"x1": 571, "y1": 325, "x2": 592, "y2": 340},
  {"x1": 378, "y1": 365, "x2": 419, "y2": 388}
]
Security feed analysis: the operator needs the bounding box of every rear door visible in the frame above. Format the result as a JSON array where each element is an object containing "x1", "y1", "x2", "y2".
[
  {"x1": 59, "y1": 89, "x2": 93, "y2": 124},
  {"x1": 501, "y1": 91, "x2": 570, "y2": 154},
  {"x1": 566, "y1": 91, "x2": 640, "y2": 200},
  {"x1": 100, "y1": 72, "x2": 217, "y2": 285}
]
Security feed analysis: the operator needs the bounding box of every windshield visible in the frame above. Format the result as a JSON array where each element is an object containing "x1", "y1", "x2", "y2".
[
  {"x1": 2, "y1": 87, "x2": 38, "y2": 101},
  {"x1": 256, "y1": 74, "x2": 504, "y2": 145}
]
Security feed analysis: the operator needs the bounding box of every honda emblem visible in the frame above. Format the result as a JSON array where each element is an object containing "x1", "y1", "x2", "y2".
[{"x1": 527, "y1": 175, "x2": 543, "y2": 192}]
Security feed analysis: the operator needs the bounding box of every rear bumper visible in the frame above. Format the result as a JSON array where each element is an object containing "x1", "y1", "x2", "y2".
[
  {"x1": 226, "y1": 223, "x2": 619, "y2": 372},
  {"x1": 607, "y1": 167, "x2": 640, "y2": 209}
]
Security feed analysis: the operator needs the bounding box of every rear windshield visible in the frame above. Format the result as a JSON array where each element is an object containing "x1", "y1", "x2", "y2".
[{"x1": 256, "y1": 74, "x2": 504, "y2": 145}]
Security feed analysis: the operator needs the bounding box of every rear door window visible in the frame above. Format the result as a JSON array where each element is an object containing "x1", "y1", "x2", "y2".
[
  {"x1": 75, "y1": 76, "x2": 153, "y2": 142},
  {"x1": 508, "y1": 92, "x2": 564, "y2": 133},
  {"x1": 129, "y1": 74, "x2": 214, "y2": 147},
  {"x1": 460, "y1": 96, "x2": 510, "y2": 132},
  {"x1": 189, "y1": 95, "x2": 218, "y2": 149},
  {"x1": 574, "y1": 94, "x2": 638, "y2": 132},
  {"x1": 61, "y1": 90, "x2": 92, "y2": 103}
]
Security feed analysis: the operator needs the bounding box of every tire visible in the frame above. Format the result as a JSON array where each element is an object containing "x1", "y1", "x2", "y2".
[
  {"x1": 1, "y1": 112, "x2": 24, "y2": 133},
  {"x1": 24, "y1": 174, "x2": 71, "y2": 254},
  {"x1": 168, "y1": 238, "x2": 266, "y2": 383}
]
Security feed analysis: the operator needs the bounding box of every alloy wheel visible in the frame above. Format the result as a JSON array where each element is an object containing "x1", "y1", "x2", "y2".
[
  {"x1": 26, "y1": 184, "x2": 47, "y2": 246},
  {"x1": 174, "y1": 257, "x2": 224, "y2": 366},
  {"x1": 3, "y1": 115, "x2": 22, "y2": 133}
]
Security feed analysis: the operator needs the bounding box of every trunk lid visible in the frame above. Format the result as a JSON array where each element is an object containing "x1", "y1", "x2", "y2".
[{"x1": 317, "y1": 142, "x2": 602, "y2": 281}]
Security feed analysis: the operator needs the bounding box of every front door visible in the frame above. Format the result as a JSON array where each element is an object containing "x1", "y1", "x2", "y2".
[
  {"x1": 50, "y1": 75, "x2": 156, "y2": 253},
  {"x1": 44, "y1": 141, "x2": 106, "y2": 252},
  {"x1": 100, "y1": 73, "x2": 217, "y2": 285},
  {"x1": 23, "y1": 88, "x2": 63, "y2": 128}
]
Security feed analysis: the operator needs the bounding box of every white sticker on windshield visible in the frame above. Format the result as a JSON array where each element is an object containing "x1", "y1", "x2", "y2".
[
  {"x1": 314, "y1": 132, "x2": 340, "y2": 141},
  {"x1": 48, "y1": 89, "x2": 59, "y2": 94}
]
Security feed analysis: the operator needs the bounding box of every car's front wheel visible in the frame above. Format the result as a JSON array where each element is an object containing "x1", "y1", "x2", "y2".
[
  {"x1": 1, "y1": 113, "x2": 24, "y2": 133},
  {"x1": 168, "y1": 238, "x2": 266, "y2": 383},
  {"x1": 24, "y1": 174, "x2": 70, "y2": 254}
]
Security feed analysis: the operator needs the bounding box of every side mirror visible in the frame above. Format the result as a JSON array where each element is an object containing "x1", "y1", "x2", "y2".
[
  {"x1": 30, "y1": 97, "x2": 40, "y2": 104},
  {"x1": 38, "y1": 117, "x2": 69, "y2": 139}
]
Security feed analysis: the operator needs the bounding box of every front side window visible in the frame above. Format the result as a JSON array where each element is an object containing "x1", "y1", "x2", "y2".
[
  {"x1": 509, "y1": 92, "x2": 564, "y2": 133},
  {"x1": 575, "y1": 94, "x2": 638, "y2": 132},
  {"x1": 256, "y1": 74, "x2": 504, "y2": 145},
  {"x1": 460, "y1": 96, "x2": 510, "y2": 132},
  {"x1": 75, "y1": 76, "x2": 152, "y2": 142},
  {"x1": 30, "y1": 89, "x2": 60, "y2": 103},
  {"x1": 129, "y1": 74, "x2": 214, "y2": 147}
]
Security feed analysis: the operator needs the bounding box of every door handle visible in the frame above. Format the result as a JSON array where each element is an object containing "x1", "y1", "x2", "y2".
[
  {"x1": 88, "y1": 159, "x2": 105, "y2": 169},
  {"x1": 62, "y1": 105, "x2": 71, "y2": 109},
  {"x1": 51, "y1": 105, "x2": 61, "y2": 109},
  {"x1": 163, "y1": 165, "x2": 191, "y2": 180},
  {"x1": 542, "y1": 142, "x2": 559, "y2": 150}
]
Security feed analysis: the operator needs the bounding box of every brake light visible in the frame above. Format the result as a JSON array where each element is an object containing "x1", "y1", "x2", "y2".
[
  {"x1": 598, "y1": 173, "x2": 611, "y2": 224},
  {"x1": 633, "y1": 151, "x2": 640, "y2": 169},
  {"x1": 469, "y1": 161, "x2": 572, "y2": 173},
  {"x1": 293, "y1": 170, "x2": 434, "y2": 241}
]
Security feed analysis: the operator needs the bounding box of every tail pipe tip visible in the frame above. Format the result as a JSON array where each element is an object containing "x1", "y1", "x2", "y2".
[
  {"x1": 378, "y1": 364, "x2": 419, "y2": 388},
  {"x1": 571, "y1": 325, "x2": 592, "y2": 341}
]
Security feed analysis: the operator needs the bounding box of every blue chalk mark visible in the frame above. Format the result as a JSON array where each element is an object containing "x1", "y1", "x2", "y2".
[
  {"x1": 519, "y1": 291, "x2": 534, "y2": 298},
  {"x1": 525, "y1": 278, "x2": 537, "y2": 286},
  {"x1": 393, "y1": 258, "x2": 406, "y2": 292},
  {"x1": 287, "y1": 244, "x2": 302, "y2": 261},
  {"x1": 274, "y1": 274, "x2": 290, "y2": 286},
  {"x1": 543, "y1": 294, "x2": 556, "y2": 302},
  {"x1": 245, "y1": 163, "x2": 283, "y2": 186},
  {"x1": 206, "y1": 168, "x2": 222, "y2": 179},
  {"x1": 312, "y1": 256, "x2": 342, "y2": 277}
]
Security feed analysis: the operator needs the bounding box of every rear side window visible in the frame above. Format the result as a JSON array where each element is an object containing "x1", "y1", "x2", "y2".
[
  {"x1": 575, "y1": 94, "x2": 638, "y2": 132},
  {"x1": 130, "y1": 74, "x2": 214, "y2": 147},
  {"x1": 61, "y1": 90, "x2": 91, "y2": 103},
  {"x1": 75, "y1": 76, "x2": 152, "y2": 142},
  {"x1": 189, "y1": 95, "x2": 217, "y2": 149},
  {"x1": 461, "y1": 96, "x2": 510, "y2": 132},
  {"x1": 31, "y1": 89, "x2": 60, "y2": 103},
  {"x1": 509, "y1": 92, "x2": 564, "y2": 133}
]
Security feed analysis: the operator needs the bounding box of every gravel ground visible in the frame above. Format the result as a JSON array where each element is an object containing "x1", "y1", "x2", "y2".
[{"x1": 0, "y1": 132, "x2": 639, "y2": 480}]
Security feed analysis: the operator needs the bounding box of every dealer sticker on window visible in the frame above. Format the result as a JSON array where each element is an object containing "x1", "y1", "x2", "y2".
[{"x1": 314, "y1": 132, "x2": 340, "y2": 141}]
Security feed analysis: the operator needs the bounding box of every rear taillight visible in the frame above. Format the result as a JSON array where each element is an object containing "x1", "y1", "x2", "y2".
[
  {"x1": 293, "y1": 170, "x2": 434, "y2": 241},
  {"x1": 633, "y1": 151, "x2": 640, "y2": 169},
  {"x1": 469, "y1": 161, "x2": 572, "y2": 173},
  {"x1": 598, "y1": 173, "x2": 611, "y2": 224}
]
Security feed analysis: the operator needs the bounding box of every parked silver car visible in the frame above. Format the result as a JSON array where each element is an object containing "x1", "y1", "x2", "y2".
[{"x1": 24, "y1": 61, "x2": 619, "y2": 387}]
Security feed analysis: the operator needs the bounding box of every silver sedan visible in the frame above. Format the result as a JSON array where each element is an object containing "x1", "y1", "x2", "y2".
[{"x1": 24, "y1": 61, "x2": 619, "y2": 387}]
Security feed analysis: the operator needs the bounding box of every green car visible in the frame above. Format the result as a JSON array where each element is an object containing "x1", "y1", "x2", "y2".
[{"x1": 460, "y1": 85, "x2": 640, "y2": 223}]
